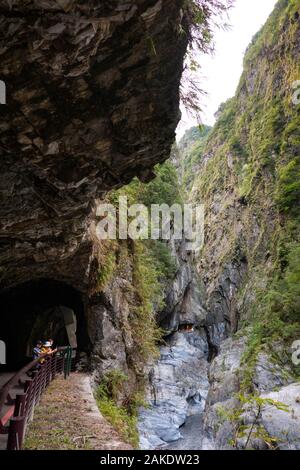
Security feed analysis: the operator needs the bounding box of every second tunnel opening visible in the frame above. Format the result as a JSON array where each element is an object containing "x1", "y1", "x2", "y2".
[{"x1": 0, "y1": 279, "x2": 90, "y2": 372}]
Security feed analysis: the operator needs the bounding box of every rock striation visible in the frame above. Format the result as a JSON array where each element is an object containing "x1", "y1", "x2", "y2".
[{"x1": 0, "y1": 0, "x2": 187, "y2": 291}]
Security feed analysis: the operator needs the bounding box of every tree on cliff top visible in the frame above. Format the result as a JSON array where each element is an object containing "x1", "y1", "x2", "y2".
[{"x1": 181, "y1": 0, "x2": 234, "y2": 120}]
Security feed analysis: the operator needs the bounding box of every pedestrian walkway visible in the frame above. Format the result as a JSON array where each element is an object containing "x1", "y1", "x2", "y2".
[{"x1": 24, "y1": 373, "x2": 132, "y2": 450}]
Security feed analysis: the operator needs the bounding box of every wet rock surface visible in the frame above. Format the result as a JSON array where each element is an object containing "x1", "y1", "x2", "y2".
[
  {"x1": 167, "y1": 415, "x2": 214, "y2": 451},
  {"x1": 138, "y1": 329, "x2": 210, "y2": 449}
]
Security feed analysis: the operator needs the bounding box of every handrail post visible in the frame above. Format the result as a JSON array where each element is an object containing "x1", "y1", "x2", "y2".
[
  {"x1": 41, "y1": 361, "x2": 47, "y2": 393},
  {"x1": 64, "y1": 346, "x2": 72, "y2": 379},
  {"x1": 6, "y1": 416, "x2": 25, "y2": 450},
  {"x1": 23, "y1": 379, "x2": 33, "y2": 432},
  {"x1": 45, "y1": 356, "x2": 51, "y2": 387},
  {"x1": 14, "y1": 394, "x2": 26, "y2": 418},
  {"x1": 53, "y1": 355, "x2": 58, "y2": 379},
  {"x1": 24, "y1": 378, "x2": 33, "y2": 394}
]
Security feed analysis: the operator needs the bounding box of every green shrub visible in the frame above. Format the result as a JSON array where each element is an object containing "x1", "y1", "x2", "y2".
[
  {"x1": 97, "y1": 249, "x2": 117, "y2": 291},
  {"x1": 146, "y1": 240, "x2": 177, "y2": 280},
  {"x1": 276, "y1": 158, "x2": 300, "y2": 214},
  {"x1": 99, "y1": 160, "x2": 182, "y2": 365},
  {"x1": 96, "y1": 371, "x2": 139, "y2": 448},
  {"x1": 98, "y1": 370, "x2": 128, "y2": 402},
  {"x1": 267, "y1": 246, "x2": 300, "y2": 325},
  {"x1": 139, "y1": 161, "x2": 183, "y2": 207},
  {"x1": 96, "y1": 395, "x2": 138, "y2": 447},
  {"x1": 130, "y1": 241, "x2": 164, "y2": 361}
]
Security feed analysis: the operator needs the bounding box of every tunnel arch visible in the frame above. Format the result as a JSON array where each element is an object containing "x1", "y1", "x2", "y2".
[{"x1": 0, "y1": 279, "x2": 90, "y2": 371}]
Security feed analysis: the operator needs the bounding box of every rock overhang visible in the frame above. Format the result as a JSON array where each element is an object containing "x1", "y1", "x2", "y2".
[{"x1": 0, "y1": 0, "x2": 188, "y2": 291}]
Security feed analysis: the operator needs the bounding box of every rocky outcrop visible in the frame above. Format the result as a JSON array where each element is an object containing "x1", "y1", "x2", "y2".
[
  {"x1": 203, "y1": 337, "x2": 299, "y2": 450},
  {"x1": 260, "y1": 384, "x2": 300, "y2": 451},
  {"x1": 158, "y1": 239, "x2": 207, "y2": 334},
  {"x1": 139, "y1": 314, "x2": 300, "y2": 450},
  {"x1": 0, "y1": 0, "x2": 188, "y2": 291},
  {"x1": 87, "y1": 272, "x2": 140, "y2": 393},
  {"x1": 137, "y1": 235, "x2": 210, "y2": 449}
]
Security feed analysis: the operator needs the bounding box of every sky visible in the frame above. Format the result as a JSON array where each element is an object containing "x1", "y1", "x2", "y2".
[{"x1": 176, "y1": 0, "x2": 278, "y2": 139}]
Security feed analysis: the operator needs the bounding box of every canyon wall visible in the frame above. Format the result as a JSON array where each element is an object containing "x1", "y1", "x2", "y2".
[
  {"x1": 139, "y1": 0, "x2": 300, "y2": 450},
  {"x1": 191, "y1": 0, "x2": 300, "y2": 339},
  {"x1": 1, "y1": 0, "x2": 300, "y2": 450},
  {"x1": 0, "y1": 0, "x2": 188, "y2": 390}
]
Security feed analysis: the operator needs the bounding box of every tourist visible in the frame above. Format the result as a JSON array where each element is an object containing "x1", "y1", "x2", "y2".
[
  {"x1": 42, "y1": 340, "x2": 58, "y2": 355},
  {"x1": 33, "y1": 340, "x2": 43, "y2": 360},
  {"x1": 41, "y1": 341, "x2": 52, "y2": 355}
]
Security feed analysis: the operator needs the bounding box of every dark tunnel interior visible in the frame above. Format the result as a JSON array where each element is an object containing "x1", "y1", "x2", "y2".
[{"x1": 0, "y1": 279, "x2": 90, "y2": 371}]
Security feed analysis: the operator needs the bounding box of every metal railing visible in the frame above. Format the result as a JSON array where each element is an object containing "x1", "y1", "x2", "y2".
[{"x1": 0, "y1": 346, "x2": 74, "y2": 450}]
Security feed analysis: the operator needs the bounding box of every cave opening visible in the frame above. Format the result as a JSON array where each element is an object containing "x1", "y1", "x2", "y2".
[{"x1": 0, "y1": 279, "x2": 90, "y2": 372}]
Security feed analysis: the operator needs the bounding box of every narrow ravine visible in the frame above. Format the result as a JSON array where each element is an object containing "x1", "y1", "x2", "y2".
[
  {"x1": 138, "y1": 326, "x2": 215, "y2": 450},
  {"x1": 137, "y1": 232, "x2": 223, "y2": 450}
]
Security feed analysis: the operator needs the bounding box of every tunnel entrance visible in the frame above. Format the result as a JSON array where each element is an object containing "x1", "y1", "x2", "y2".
[{"x1": 0, "y1": 279, "x2": 89, "y2": 372}]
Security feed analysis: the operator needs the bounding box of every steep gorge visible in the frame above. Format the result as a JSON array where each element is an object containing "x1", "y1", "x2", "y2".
[
  {"x1": 1, "y1": 0, "x2": 300, "y2": 452},
  {"x1": 138, "y1": 0, "x2": 300, "y2": 450}
]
